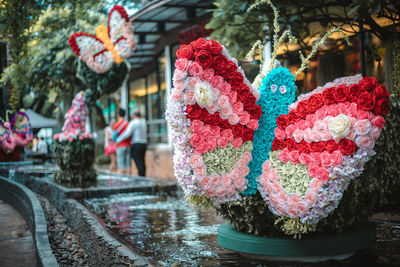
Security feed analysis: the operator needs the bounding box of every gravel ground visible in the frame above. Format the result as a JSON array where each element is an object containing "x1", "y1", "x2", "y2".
[{"x1": 36, "y1": 195, "x2": 90, "y2": 267}]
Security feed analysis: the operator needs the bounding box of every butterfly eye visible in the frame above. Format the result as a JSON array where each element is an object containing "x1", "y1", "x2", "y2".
[
  {"x1": 270, "y1": 84, "x2": 277, "y2": 92},
  {"x1": 279, "y1": 85, "x2": 287, "y2": 94}
]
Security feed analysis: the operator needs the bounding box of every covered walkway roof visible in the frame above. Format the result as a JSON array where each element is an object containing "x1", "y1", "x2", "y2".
[{"x1": 128, "y1": 0, "x2": 215, "y2": 79}]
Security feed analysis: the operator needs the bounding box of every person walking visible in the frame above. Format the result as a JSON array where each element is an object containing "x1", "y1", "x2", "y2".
[
  {"x1": 113, "y1": 108, "x2": 131, "y2": 174},
  {"x1": 104, "y1": 119, "x2": 117, "y2": 172},
  {"x1": 116, "y1": 110, "x2": 147, "y2": 176}
]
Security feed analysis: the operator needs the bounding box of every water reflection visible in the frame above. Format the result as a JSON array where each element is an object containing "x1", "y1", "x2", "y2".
[{"x1": 84, "y1": 193, "x2": 264, "y2": 266}]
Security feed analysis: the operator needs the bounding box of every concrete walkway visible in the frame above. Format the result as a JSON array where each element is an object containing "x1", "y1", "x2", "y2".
[{"x1": 0, "y1": 200, "x2": 36, "y2": 267}]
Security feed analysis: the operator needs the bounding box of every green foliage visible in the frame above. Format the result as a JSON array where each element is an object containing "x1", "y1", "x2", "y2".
[{"x1": 52, "y1": 138, "x2": 97, "y2": 188}]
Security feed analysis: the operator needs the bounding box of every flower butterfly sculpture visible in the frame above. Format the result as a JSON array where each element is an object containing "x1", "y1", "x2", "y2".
[
  {"x1": 0, "y1": 112, "x2": 33, "y2": 153},
  {"x1": 68, "y1": 5, "x2": 137, "y2": 74}
]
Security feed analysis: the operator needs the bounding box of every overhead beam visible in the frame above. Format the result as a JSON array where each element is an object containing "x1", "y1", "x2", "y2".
[{"x1": 164, "y1": 4, "x2": 215, "y2": 9}]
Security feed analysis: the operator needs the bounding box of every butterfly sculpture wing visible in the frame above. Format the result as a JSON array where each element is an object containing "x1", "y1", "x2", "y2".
[
  {"x1": 0, "y1": 121, "x2": 16, "y2": 152},
  {"x1": 257, "y1": 75, "x2": 390, "y2": 225},
  {"x1": 69, "y1": 33, "x2": 114, "y2": 73},
  {"x1": 108, "y1": 5, "x2": 137, "y2": 59},
  {"x1": 11, "y1": 111, "x2": 33, "y2": 147},
  {"x1": 166, "y1": 38, "x2": 262, "y2": 203}
]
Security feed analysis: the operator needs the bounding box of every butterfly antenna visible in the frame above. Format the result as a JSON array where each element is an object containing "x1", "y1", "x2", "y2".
[{"x1": 294, "y1": 27, "x2": 349, "y2": 78}]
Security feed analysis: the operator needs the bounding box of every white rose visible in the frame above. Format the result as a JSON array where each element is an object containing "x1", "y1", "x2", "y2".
[
  {"x1": 328, "y1": 114, "x2": 351, "y2": 139},
  {"x1": 194, "y1": 81, "x2": 215, "y2": 107}
]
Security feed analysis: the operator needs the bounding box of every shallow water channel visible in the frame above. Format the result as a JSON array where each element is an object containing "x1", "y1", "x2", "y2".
[{"x1": 83, "y1": 192, "x2": 267, "y2": 266}]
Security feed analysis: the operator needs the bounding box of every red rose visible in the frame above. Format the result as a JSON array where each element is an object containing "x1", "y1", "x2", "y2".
[
  {"x1": 191, "y1": 38, "x2": 208, "y2": 51},
  {"x1": 334, "y1": 85, "x2": 348, "y2": 102},
  {"x1": 271, "y1": 139, "x2": 285, "y2": 151},
  {"x1": 373, "y1": 84, "x2": 390, "y2": 99},
  {"x1": 200, "y1": 108, "x2": 209, "y2": 118},
  {"x1": 176, "y1": 44, "x2": 194, "y2": 59},
  {"x1": 357, "y1": 91, "x2": 375, "y2": 111},
  {"x1": 222, "y1": 120, "x2": 231, "y2": 129},
  {"x1": 248, "y1": 105, "x2": 262, "y2": 119},
  {"x1": 213, "y1": 55, "x2": 228, "y2": 74},
  {"x1": 322, "y1": 87, "x2": 337, "y2": 105},
  {"x1": 276, "y1": 114, "x2": 289, "y2": 130},
  {"x1": 229, "y1": 72, "x2": 244, "y2": 87},
  {"x1": 195, "y1": 50, "x2": 213, "y2": 69},
  {"x1": 288, "y1": 110, "x2": 300, "y2": 124},
  {"x1": 243, "y1": 94, "x2": 256, "y2": 109},
  {"x1": 232, "y1": 125, "x2": 244, "y2": 137},
  {"x1": 285, "y1": 139, "x2": 296, "y2": 151},
  {"x1": 296, "y1": 101, "x2": 308, "y2": 119},
  {"x1": 236, "y1": 90, "x2": 247, "y2": 102},
  {"x1": 297, "y1": 140, "x2": 311, "y2": 153},
  {"x1": 207, "y1": 39, "x2": 222, "y2": 55},
  {"x1": 186, "y1": 104, "x2": 202, "y2": 119},
  {"x1": 347, "y1": 84, "x2": 366, "y2": 103},
  {"x1": 325, "y1": 140, "x2": 338, "y2": 153},
  {"x1": 242, "y1": 128, "x2": 254, "y2": 141},
  {"x1": 360, "y1": 76, "x2": 377, "y2": 92},
  {"x1": 225, "y1": 60, "x2": 238, "y2": 74},
  {"x1": 374, "y1": 98, "x2": 390, "y2": 116},
  {"x1": 310, "y1": 141, "x2": 325, "y2": 153},
  {"x1": 205, "y1": 114, "x2": 221, "y2": 126},
  {"x1": 338, "y1": 139, "x2": 357, "y2": 155},
  {"x1": 307, "y1": 94, "x2": 324, "y2": 113}
]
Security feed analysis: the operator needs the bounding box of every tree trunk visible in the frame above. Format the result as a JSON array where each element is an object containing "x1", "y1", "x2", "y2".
[{"x1": 384, "y1": 37, "x2": 400, "y2": 94}]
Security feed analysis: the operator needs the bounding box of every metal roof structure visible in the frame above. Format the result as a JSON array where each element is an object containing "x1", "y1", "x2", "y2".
[{"x1": 128, "y1": 0, "x2": 215, "y2": 79}]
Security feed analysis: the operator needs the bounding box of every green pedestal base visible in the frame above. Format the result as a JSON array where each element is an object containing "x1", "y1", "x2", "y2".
[{"x1": 217, "y1": 223, "x2": 376, "y2": 262}]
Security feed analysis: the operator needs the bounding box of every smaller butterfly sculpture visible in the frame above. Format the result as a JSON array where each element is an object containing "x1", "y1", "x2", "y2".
[
  {"x1": 68, "y1": 5, "x2": 137, "y2": 74},
  {"x1": 0, "y1": 112, "x2": 33, "y2": 153}
]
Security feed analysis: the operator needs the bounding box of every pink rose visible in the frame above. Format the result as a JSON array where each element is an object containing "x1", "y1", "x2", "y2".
[
  {"x1": 184, "y1": 90, "x2": 196, "y2": 105},
  {"x1": 228, "y1": 113, "x2": 240, "y2": 125},
  {"x1": 205, "y1": 136, "x2": 218, "y2": 151},
  {"x1": 210, "y1": 174, "x2": 220, "y2": 187},
  {"x1": 175, "y1": 58, "x2": 189, "y2": 71},
  {"x1": 84, "y1": 132, "x2": 91, "y2": 138},
  {"x1": 315, "y1": 108, "x2": 326, "y2": 121},
  {"x1": 195, "y1": 144, "x2": 208, "y2": 154},
  {"x1": 53, "y1": 134, "x2": 59, "y2": 140},
  {"x1": 308, "y1": 163, "x2": 319, "y2": 177},
  {"x1": 218, "y1": 95, "x2": 230, "y2": 108},
  {"x1": 220, "y1": 82, "x2": 232, "y2": 96},
  {"x1": 232, "y1": 137, "x2": 243, "y2": 148},
  {"x1": 297, "y1": 201, "x2": 308, "y2": 216},
  {"x1": 305, "y1": 192, "x2": 317, "y2": 206},
  {"x1": 202, "y1": 68, "x2": 214, "y2": 82},
  {"x1": 221, "y1": 173, "x2": 232, "y2": 187},
  {"x1": 276, "y1": 191, "x2": 287, "y2": 203},
  {"x1": 278, "y1": 148, "x2": 290, "y2": 163},
  {"x1": 327, "y1": 104, "x2": 339, "y2": 117},
  {"x1": 306, "y1": 114, "x2": 316, "y2": 127},
  {"x1": 242, "y1": 152, "x2": 252, "y2": 163},
  {"x1": 309, "y1": 153, "x2": 321, "y2": 166},
  {"x1": 190, "y1": 120, "x2": 204, "y2": 132},
  {"x1": 79, "y1": 135, "x2": 84, "y2": 140},
  {"x1": 200, "y1": 177, "x2": 212, "y2": 189},
  {"x1": 275, "y1": 127, "x2": 286, "y2": 140},
  {"x1": 348, "y1": 103, "x2": 358, "y2": 117},
  {"x1": 345, "y1": 128, "x2": 356, "y2": 140},
  {"x1": 303, "y1": 128, "x2": 312, "y2": 143},
  {"x1": 322, "y1": 116, "x2": 332, "y2": 129},
  {"x1": 292, "y1": 129, "x2": 303, "y2": 143},
  {"x1": 173, "y1": 80, "x2": 184, "y2": 91},
  {"x1": 353, "y1": 119, "x2": 372, "y2": 135},
  {"x1": 221, "y1": 129, "x2": 234, "y2": 141},
  {"x1": 262, "y1": 160, "x2": 271, "y2": 172},
  {"x1": 269, "y1": 194, "x2": 279, "y2": 207},
  {"x1": 299, "y1": 153, "x2": 310, "y2": 165},
  {"x1": 285, "y1": 124, "x2": 296, "y2": 138},
  {"x1": 330, "y1": 150, "x2": 343, "y2": 166},
  {"x1": 189, "y1": 154, "x2": 203, "y2": 168},
  {"x1": 186, "y1": 77, "x2": 200, "y2": 90},
  {"x1": 217, "y1": 137, "x2": 229, "y2": 148},
  {"x1": 232, "y1": 102, "x2": 244, "y2": 114},
  {"x1": 211, "y1": 75, "x2": 224, "y2": 89},
  {"x1": 206, "y1": 101, "x2": 220, "y2": 114},
  {"x1": 356, "y1": 109, "x2": 372, "y2": 120},
  {"x1": 320, "y1": 130, "x2": 331, "y2": 141},
  {"x1": 313, "y1": 120, "x2": 325, "y2": 131},
  {"x1": 231, "y1": 168, "x2": 240, "y2": 179},
  {"x1": 228, "y1": 91, "x2": 237, "y2": 104},
  {"x1": 220, "y1": 107, "x2": 233, "y2": 118},
  {"x1": 270, "y1": 169, "x2": 279, "y2": 181},
  {"x1": 194, "y1": 165, "x2": 207, "y2": 177},
  {"x1": 370, "y1": 127, "x2": 382, "y2": 140},
  {"x1": 320, "y1": 151, "x2": 331, "y2": 168},
  {"x1": 240, "y1": 166, "x2": 250, "y2": 177},
  {"x1": 227, "y1": 186, "x2": 236, "y2": 196},
  {"x1": 288, "y1": 205, "x2": 298, "y2": 218},
  {"x1": 309, "y1": 178, "x2": 323, "y2": 193},
  {"x1": 272, "y1": 181, "x2": 283, "y2": 193},
  {"x1": 173, "y1": 69, "x2": 186, "y2": 80},
  {"x1": 237, "y1": 159, "x2": 248, "y2": 170},
  {"x1": 246, "y1": 119, "x2": 259, "y2": 130},
  {"x1": 338, "y1": 103, "x2": 349, "y2": 115},
  {"x1": 289, "y1": 150, "x2": 300, "y2": 164},
  {"x1": 315, "y1": 167, "x2": 329, "y2": 181},
  {"x1": 371, "y1": 115, "x2": 386, "y2": 129},
  {"x1": 239, "y1": 112, "x2": 251, "y2": 125},
  {"x1": 297, "y1": 120, "x2": 307, "y2": 130},
  {"x1": 188, "y1": 61, "x2": 203, "y2": 77},
  {"x1": 310, "y1": 130, "x2": 321, "y2": 142},
  {"x1": 355, "y1": 135, "x2": 375, "y2": 150},
  {"x1": 275, "y1": 204, "x2": 287, "y2": 215},
  {"x1": 190, "y1": 132, "x2": 204, "y2": 147},
  {"x1": 233, "y1": 177, "x2": 246, "y2": 189},
  {"x1": 287, "y1": 193, "x2": 301, "y2": 206},
  {"x1": 171, "y1": 91, "x2": 184, "y2": 102},
  {"x1": 259, "y1": 173, "x2": 269, "y2": 185},
  {"x1": 206, "y1": 187, "x2": 216, "y2": 197}
]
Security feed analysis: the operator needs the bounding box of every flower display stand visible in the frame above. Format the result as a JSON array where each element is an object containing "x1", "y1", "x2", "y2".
[{"x1": 217, "y1": 223, "x2": 376, "y2": 262}]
